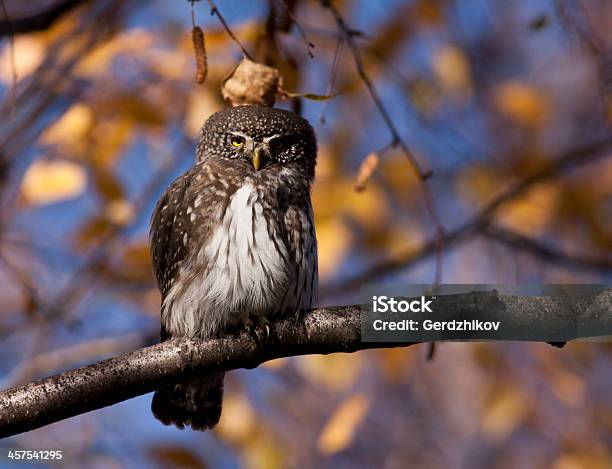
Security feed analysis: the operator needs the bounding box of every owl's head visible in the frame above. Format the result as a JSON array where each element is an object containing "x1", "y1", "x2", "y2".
[{"x1": 196, "y1": 105, "x2": 317, "y2": 180}]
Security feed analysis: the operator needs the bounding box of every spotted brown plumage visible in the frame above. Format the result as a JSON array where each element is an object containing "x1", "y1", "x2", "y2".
[{"x1": 150, "y1": 105, "x2": 318, "y2": 431}]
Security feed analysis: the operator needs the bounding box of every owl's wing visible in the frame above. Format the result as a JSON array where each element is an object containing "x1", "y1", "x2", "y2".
[
  {"x1": 149, "y1": 172, "x2": 192, "y2": 301},
  {"x1": 151, "y1": 171, "x2": 201, "y2": 343},
  {"x1": 283, "y1": 199, "x2": 318, "y2": 311},
  {"x1": 150, "y1": 165, "x2": 225, "y2": 339}
]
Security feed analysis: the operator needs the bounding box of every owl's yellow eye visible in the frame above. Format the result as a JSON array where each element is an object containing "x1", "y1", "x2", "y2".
[{"x1": 230, "y1": 136, "x2": 245, "y2": 147}]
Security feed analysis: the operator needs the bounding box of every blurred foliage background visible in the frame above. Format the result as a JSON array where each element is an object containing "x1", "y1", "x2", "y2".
[{"x1": 0, "y1": 0, "x2": 611, "y2": 467}]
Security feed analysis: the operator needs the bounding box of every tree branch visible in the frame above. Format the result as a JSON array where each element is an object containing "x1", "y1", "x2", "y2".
[
  {"x1": 481, "y1": 225, "x2": 612, "y2": 273},
  {"x1": 0, "y1": 305, "x2": 370, "y2": 438},
  {"x1": 321, "y1": 137, "x2": 612, "y2": 298},
  {"x1": 2, "y1": 289, "x2": 612, "y2": 438},
  {"x1": 321, "y1": 0, "x2": 446, "y2": 284}
]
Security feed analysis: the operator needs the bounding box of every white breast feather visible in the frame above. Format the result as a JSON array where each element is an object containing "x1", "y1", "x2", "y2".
[{"x1": 163, "y1": 183, "x2": 291, "y2": 338}]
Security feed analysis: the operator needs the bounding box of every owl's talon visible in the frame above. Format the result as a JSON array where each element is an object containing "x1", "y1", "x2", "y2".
[{"x1": 246, "y1": 316, "x2": 271, "y2": 348}]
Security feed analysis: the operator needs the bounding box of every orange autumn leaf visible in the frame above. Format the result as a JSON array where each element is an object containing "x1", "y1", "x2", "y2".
[
  {"x1": 493, "y1": 81, "x2": 550, "y2": 127},
  {"x1": 22, "y1": 160, "x2": 87, "y2": 205},
  {"x1": 317, "y1": 394, "x2": 370, "y2": 455}
]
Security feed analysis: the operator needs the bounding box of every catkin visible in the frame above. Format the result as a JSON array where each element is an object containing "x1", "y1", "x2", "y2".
[
  {"x1": 354, "y1": 152, "x2": 380, "y2": 192},
  {"x1": 192, "y1": 26, "x2": 207, "y2": 84}
]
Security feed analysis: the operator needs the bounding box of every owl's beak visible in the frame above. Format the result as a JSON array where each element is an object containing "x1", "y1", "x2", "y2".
[{"x1": 252, "y1": 146, "x2": 263, "y2": 171}]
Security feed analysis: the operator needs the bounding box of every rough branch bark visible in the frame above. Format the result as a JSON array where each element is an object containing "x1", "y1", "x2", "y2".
[{"x1": 1, "y1": 289, "x2": 611, "y2": 438}]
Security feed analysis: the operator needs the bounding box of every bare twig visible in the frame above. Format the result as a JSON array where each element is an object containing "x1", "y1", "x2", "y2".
[
  {"x1": 0, "y1": 252, "x2": 42, "y2": 316},
  {"x1": 322, "y1": 1, "x2": 446, "y2": 285},
  {"x1": 481, "y1": 225, "x2": 612, "y2": 273},
  {"x1": 205, "y1": 0, "x2": 253, "y2": 60},
  {"x1": 278, "y1": 0, "x2": 315, "y2": 57},
  {"x1": 319, "y1": 34, "x2": 343, "y2": 124},
  {"x1": 555, "y1": 0, "x2": 611, "y2": 125},
  {"x1": 321, "y1": 137, "x2": 612, "y2": 297}
]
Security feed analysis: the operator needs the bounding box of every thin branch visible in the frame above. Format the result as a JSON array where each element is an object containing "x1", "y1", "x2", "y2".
[
  {"x1": 0, "y1": 0, "x2": 89, "y2": 37},
  {"x1": 321, "y1": 137, "x2": 612, "y2": 297},
  {"x1": 481, "y1": 225, "x2": 612, "y2": 273},
  {"x1": 277, "y1": 0, "x2": 315, "y2": 57},
  {"x1": 555, "y1": 0, "x2": 611, "y2": 126},
  {"x1": 205, "y1": 0, "x2": 253, "y2": 60},
  {"x1": 0, "y1": 252, "x2": 42, "y2": 316},
  {"x1": 2, "y1": 289, "x2": 611, "y2": 438},
  {"x1": 318, "y1": 33, "x2": 343, "y2": 125},
  {"x1": 321, "y1": 0, "x2": 446, "y2": 285}
]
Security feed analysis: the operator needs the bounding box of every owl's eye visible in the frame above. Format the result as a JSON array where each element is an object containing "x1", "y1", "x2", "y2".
[
  {"x1": 230, "y1": 136, "x2": 245, "y2": 148},
  {"x1": 269, "y1": 135, "x2": 291, "y2": 154}
]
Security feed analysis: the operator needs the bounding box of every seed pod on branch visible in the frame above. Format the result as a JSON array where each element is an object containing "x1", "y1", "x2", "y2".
[
  {"x1": 221, "y1": 59, "x2": 282, "y2": 107},
  {"x1": 354, "y1": 152, "x2": 380, "y2": 192},
  {"x1": 192, "y1": 25, "x2": 208, "y2": 84},
  {"x1": 221, "y1": 58, "x2": 338, "y2": 107}
]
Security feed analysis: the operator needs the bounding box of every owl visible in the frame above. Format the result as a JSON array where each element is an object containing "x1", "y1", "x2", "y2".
[{"x1": 149, "y1": 105, "x2": 318, "y2": 431}]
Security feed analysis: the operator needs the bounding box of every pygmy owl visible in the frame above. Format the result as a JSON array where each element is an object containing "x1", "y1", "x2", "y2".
[{"x1": 149, "y1": 105, "x2": 318, "y2": 430}]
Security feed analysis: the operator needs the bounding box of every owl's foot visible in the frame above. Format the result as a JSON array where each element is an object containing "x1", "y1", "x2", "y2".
[{"x1": 245, "y1": 315, "x2": 270, "y2": 348}]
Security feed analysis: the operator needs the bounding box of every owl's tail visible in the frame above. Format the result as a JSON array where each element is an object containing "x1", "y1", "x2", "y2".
[{"x1": 151, "y1": 372, "x2": 225, "y2": 431}]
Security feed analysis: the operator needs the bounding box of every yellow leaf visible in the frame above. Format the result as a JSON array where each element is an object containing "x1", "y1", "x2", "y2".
[
  {"x1": 119, "y1": 95, "x2": 166, "y2": 127},
  {"x1": 216, "y1": 394, "x2": 286, "y2": 469},
  {"x1": 22, "y1": 160, "x2": 87, "y2": 205},
  {"x1": 498, "y1": 182, "x2": 559, "y2": 236},
  {"x1": 317, "y1": 394, "x2": 370, "y2": 455},
  {"x1": 105, "y1": 200, "x2": 135, "y2": 226},
  {"x1": 433, "y1": 45, "x2": 472, "y2": 96},
  {"x1": 0, "y1": 36, "x2": 45, "y2": 83},
  {"x1": 379, "y1": 154, "x2": 419, "y2": 198},
  {"x1": 552, "y1": 450, "x2": 612, "y2": 469},
  {"x1": 414, "y1": 0, "x2": 444, "y2": 25},
  {"x1": 242, "y1": 435, "x2": 285, "y2": 469},
  {"x1": 456, "y1": 165, "x2": 498, "y2": 203},
  {"x1": 74, "y1": 216, "x2": 113, "y2": 247},
  {"x1": 90, "y1": 117, "x2": 133, "y2": 166},
  {"x1": 92, "y1": 167, "x2": 124, "y2": 201},
  {"x1": 148, "y1": 446, "x2": 206, "y2": 469},
  {"x1": 216, "y1": 394, "x2": 256, "y2": 443},
  {"x1": 376, "y1": 348, "x2": 417, "y2": 383},
  {"x1": 298, "y1": 354, "x2": 362, "y2": 392},
  {"x1": 76, "y1": 29, "x2": 153, "y2": 76},
  {"x1": 343, "y1": 181, "x2": 390, "y2": 226},
  {"x1": 40, "y1": 104, "x2": 94, "y2": 150},
  {"x1": 185, "y1": 89, "x2": 222, "y2": 138},
  {"x1": 550, "y1": 369, "x2": 585, "y2": 407},
  {"x1": 481, "y1": 386, "x2": 530, "y2": 441},
  {"x1": 314, "y1": 218, "x2": 352, "y2": 279},
  {"x1": 385, "y1": 225, "x2": 424, "y2": 259},
  {"x1": 493, "y1": 81, "x2": 550, "y2": 127}
]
